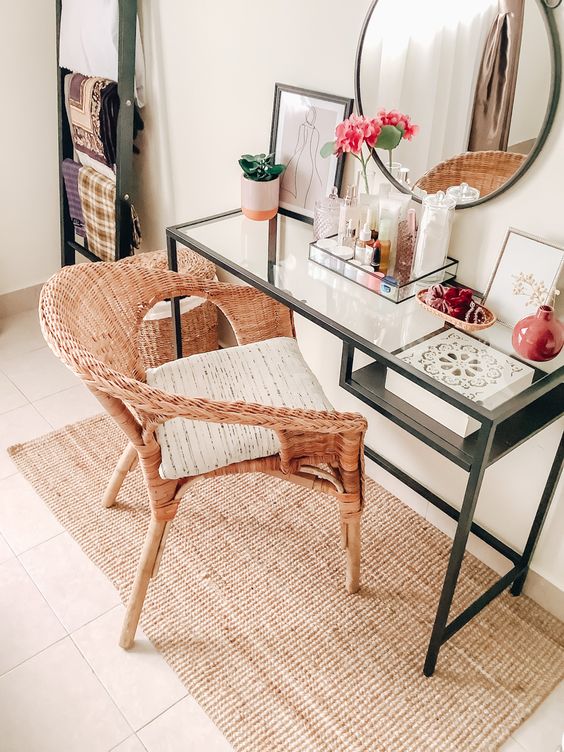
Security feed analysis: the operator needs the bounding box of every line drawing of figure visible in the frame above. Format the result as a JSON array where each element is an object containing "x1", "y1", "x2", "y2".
[{"x1": 280, "y1": 106, "x2": 323, "y2": 210}]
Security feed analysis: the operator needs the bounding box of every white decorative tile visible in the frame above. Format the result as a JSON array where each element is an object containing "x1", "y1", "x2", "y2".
[
  {"x1": 396, "y1": 329, "x2": 535, "y2": 408},
  {"x1": 1, "y1": 347, "x2": 79, "y2": 402},
  {"x1": 20, "y1": 533, "x2": 121, "y2": 632},
  {"x1": 0, "y1": 404, "x2": 52, "y2": 479},
  {"x1": 73, "y1": 606, "x2": 187, "y2": 730},
  {"x1": 0, "y1": 638, "x2": 131, "y2": 752},
  {"x1": 138, "y1": 696, "x2": 233, "y2": 752},
  {"x1": 0, "y1": 309, "x2": 46, "y2": 359},
  {"x1": 0, "y1": 371, "x2": 27, "y2": 415},
  {"x1": 0, "y1": 473, "x2": 63, "y2": 554},
  {"x1": 33, "y1": 383, "x2": 103, "y2": 429},
  {"x1": 112, "y1": 737, "x2": 147, "y2": 752},
  {"x1": 513, "y1": 688, "x2": 564, "y2": 752},
  {"x1": 0, "y1": 558, "x2": 66, "y2": 675},
  {"x1": 498, "y1": 737, "x2": 527, "y2": 751},
  {"x1": 0, "y1": 531, "x2": 13, "y2": 564}
]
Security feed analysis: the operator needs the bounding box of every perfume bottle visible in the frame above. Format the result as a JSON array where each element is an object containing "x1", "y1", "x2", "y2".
[{"x1": 338, "y1": 185, "x2": 359, "y2": 244}]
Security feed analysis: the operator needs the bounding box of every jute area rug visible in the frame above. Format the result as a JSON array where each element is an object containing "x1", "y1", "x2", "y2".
[{"x1": 9, "y1": 415, "x2": 564, "y2": 752}]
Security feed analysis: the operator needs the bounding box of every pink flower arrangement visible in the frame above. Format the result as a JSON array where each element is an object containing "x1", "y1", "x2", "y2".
[
  {"x1": 334, "y1": 114, "x2": 382, "y2": 156},
  {"x1": 321, "y1": 109, "x2": 419, "y2": 193},
  {"x1": 377, "y1": 109, "x2": 419, "y2": 141}
]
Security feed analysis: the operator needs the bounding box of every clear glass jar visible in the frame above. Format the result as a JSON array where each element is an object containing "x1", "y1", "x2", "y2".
[
  {"x1": 313, "y1": 187, "x2": 341, "y2": 241},
  {"x1": 446, "y1": 182, "x2": 480, "y2": 205},
  {"x1": 412, "y1": 191, "x2": 456, "y2": 278}
]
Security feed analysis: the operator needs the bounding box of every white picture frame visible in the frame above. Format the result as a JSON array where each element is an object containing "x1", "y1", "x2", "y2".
[
  {"x1": 483, "y1": 228, "x2": 564, "y2": 328},
  {"x1": 269, "y1": 83, "x2": 353, "y2": 222}
]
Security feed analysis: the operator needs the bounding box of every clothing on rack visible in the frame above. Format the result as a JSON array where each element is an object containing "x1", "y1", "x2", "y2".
[
  {"x1": 61, "y1": 159, "x2": 86, "y2": 237},
  {"x1": 99, "y1": 81, "x2": 145, "y2": 165},
  {"x1": 68, "y1": 74, "x2": 112, "y2": 167},
  {"x1": 64, "y1": 74, "x2": 116, "y2": 180},
  {"x1": 66, "y1": 73, "x2": 144, "y2": 171},
  {"x1": 59, "y1": 0, "x2": 146, "y2": 107},
  {"x1": 78, "y1": 166, "x2": 141, "y2": 262}
]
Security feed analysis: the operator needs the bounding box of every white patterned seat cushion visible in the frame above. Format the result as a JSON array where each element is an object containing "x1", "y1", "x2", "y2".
[{"x1": 146, "y1": 337, "x2": 333, "y2": 479}]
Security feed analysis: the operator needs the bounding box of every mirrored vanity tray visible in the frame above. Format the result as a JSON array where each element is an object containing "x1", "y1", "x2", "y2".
[{"x1": 309, "y1": 236, "x2": 458, "y2": 303}]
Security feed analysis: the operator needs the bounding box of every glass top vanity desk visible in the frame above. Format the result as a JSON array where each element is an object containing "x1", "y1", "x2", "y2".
[
  {"x1": 166, "y1": 0, "x2": 563, "y2": 676},
  {"x1": 166, "y1": 211, "x2": 564, "y2": 677}
]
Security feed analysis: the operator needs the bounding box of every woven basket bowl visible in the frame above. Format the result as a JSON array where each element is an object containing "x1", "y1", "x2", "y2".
[
  {"x1": 122, "y1": 249, "x2": 219, "y2": 368},
  {"x1": 416, "y1": 289, "x2": 496, "y2": 333},
  {"x1": 414, "y1": 150, "x2": 526, "y2": 198}
]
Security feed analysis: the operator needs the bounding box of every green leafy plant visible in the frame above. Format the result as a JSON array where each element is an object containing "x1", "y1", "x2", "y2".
[{"x1": 239, "y1": 153, "x2": 286, "y2": 182}]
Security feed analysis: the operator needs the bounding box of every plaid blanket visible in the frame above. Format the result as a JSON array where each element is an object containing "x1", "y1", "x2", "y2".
[
  {"x1": 78, "y1": 167, "x2": 141, "y2": 262},
  {"x1": 61, "y1": 159, "x2": 86, "y2": 237}
]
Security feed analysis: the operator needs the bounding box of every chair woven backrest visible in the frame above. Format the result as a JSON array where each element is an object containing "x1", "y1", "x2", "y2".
[
  {"x1": 39, "y1": 262, "x2": 172, "y2": 385},
  {"x1": 414, "y1": 150, "x2": 526, "y2": 197}
]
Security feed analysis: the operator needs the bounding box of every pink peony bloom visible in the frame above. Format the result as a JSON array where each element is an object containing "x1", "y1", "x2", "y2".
[
  {"x1": 402, "y1": 122, "x2": 419, "y2": 140},
  {"x1": 334, "y1": 114, "x2": 383, "y2": 156}
]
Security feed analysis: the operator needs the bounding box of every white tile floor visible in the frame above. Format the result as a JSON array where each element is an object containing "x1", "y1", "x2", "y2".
[{"x1": 0, "y1": 308, "x2": 562, "y2": 752}]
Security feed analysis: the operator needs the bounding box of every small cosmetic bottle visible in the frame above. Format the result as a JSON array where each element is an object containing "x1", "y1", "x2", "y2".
[
  {"x1": 337, "y1": 194, "x2": 351, "y2": 245},
  {"x1": 334, "y1": 218, "x2": 355, "y2": 260},
  {"x1": 371, "y1": 240, "x2": 381, "y2": 271},
  {"x1": 343, "y1": 219, "x2": 356, "y2": 248},
  {"x1": 354, "y1": 222, "x2": 373, "y2": 265}
]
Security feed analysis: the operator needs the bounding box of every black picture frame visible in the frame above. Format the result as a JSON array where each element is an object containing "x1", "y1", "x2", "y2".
[{"x1": 269, "y1": 83, "x2": 353, "y2": 223}]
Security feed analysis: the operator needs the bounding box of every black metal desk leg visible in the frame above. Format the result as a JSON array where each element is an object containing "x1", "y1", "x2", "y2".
[
  {"x1": 511, "y1": 431, "x2": 564, "y2": 597},
  {"x1": 423, "y1": 423, "x2": 495, "y2": 677},
  {"x1": 166, "y1": 235, "x2": 183, "y2": 359}
]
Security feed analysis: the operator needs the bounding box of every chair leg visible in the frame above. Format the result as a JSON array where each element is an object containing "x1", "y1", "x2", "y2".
[
  {"x1": 102, "y1": 443, "x2": 138, "y2": 508},
  {"x1": 344, "y1": 516, "x2": 361, "y2": 594},
  {"x1": 119, "y1": 517, "x2": 168, "y2": 649}
]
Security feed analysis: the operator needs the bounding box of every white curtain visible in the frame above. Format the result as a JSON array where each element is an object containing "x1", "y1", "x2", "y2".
[{"x1": 360, "y1": 0, "x2": 498, "y2": 182}]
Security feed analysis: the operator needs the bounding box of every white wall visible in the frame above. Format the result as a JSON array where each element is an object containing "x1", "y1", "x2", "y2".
[
  {"x1": 136, "y1": 0, "x2": 564, "y2": 596},
  {"x1": 0, "y1": 1, "x2": 60, "y2": 295}
]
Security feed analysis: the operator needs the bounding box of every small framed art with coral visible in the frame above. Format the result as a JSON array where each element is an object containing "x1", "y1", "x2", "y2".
[{"x1": 483, "y1": 228, "x2": 564, "y2": 328}]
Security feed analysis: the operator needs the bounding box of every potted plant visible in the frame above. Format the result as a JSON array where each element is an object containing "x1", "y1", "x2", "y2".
[{"x1": 239, "y1": 153, "x2": 286, "y2": 221}]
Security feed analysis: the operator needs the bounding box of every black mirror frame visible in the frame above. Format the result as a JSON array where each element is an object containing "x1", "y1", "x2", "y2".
[{"x1": 354, "y1": 0, "x2": 562, "y2": 209}]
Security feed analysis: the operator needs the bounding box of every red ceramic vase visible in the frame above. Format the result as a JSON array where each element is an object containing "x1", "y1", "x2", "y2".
[{"x1": 512, "y1": 305, "x2": 564, "y2": 362}]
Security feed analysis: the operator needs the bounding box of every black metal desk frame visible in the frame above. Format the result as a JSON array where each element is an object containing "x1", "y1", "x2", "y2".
[{"x1": 166, "y1": 211, "x2": 564, "y2": 677}]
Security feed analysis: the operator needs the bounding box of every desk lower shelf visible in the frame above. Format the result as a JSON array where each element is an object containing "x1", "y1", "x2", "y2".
[{"x1": 344, "y1": 359, "x2": 563, "y2": 470}]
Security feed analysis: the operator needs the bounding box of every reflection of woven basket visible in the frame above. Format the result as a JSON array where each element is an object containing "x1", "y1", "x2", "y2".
[
  {"x1": 122, "y1": 249, "x2": 218, "y2": 368},
  {"x1": 414, "y1": 151, "x2": 525, "y2": 198}
]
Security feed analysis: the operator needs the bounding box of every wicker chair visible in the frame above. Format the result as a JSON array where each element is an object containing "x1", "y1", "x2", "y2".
[
  {"x1": 414, "y1": 150, "x2": 526, "y2": 198},
  {"x1": 39, "y1": 262, "x2": 367, "y2": 649}
]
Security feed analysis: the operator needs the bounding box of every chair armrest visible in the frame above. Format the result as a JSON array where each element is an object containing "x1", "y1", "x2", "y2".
[{"x1": 85, "y1": 358, "x2": 365, "y2": 435}]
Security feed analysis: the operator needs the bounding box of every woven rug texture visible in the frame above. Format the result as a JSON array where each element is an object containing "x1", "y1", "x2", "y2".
[{"x1": 8, "y1": 415, "x2": 564, "y2": 752}]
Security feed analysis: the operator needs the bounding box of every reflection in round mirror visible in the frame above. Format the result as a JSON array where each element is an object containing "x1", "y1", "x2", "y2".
[{"x1": 355, "y1": 0, "x2": 560, "y2": 207}]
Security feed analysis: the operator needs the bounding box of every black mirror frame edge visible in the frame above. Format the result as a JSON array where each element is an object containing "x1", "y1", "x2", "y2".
[{"x1": 354, "y1": 0, "x2": 562, "y2": 210}]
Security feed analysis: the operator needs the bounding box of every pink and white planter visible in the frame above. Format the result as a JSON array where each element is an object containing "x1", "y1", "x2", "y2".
[{"x1": 241, "y1": 176, "x2": 280, "y2": 221}]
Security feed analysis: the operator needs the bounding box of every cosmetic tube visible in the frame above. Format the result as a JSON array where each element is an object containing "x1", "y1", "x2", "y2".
[
  {"x1": 378, "y1": 198, "x2": 400, "y2": 275},
  {"x1": 378, "y1": 219, "x2": 392, "y2": 275}
]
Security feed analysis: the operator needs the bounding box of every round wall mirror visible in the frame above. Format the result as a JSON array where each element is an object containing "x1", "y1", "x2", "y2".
[{"x1": 355, "y1": 0, "x2": 561, "y2": 208}]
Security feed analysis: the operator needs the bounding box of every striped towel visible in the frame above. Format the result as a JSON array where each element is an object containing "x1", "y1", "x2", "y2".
[
  {"x1": 61, "y1": 159, "x2": 86, "y2": 237},
  {"x1": 78, "y1": 167, "x2": 141, "y2": 262}
]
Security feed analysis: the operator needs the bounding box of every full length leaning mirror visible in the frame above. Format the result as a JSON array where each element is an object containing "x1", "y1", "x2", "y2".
[{"x1": 355, "y1": 0, "x2": 561, "y2": 208}]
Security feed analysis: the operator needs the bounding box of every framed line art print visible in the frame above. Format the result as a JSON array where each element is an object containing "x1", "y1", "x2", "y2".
[
  {"x1": 270, "y1": 83, "x2": 353, "y2": 222},
  {"x1": 483, "y1": 228, "x2": 564, "y2": 328}
]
